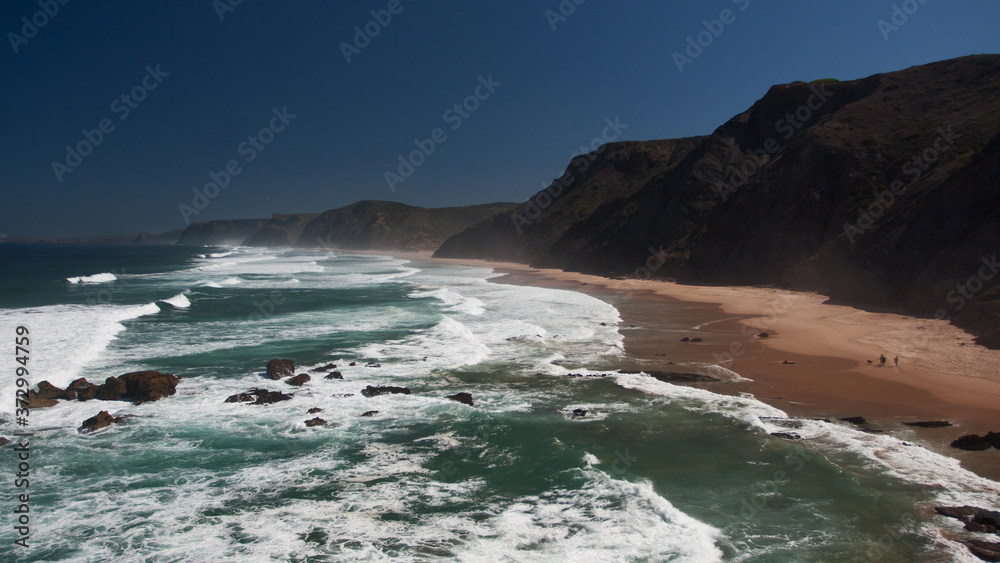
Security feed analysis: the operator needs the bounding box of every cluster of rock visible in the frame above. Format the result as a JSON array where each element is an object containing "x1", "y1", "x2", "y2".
[
  {"x1": 936, "y1": 506, "x2": 1000, "y2": 561},
  {"x1": 950, "y1": 432, "x2": 1000, "y2": 451},
  {"x1": 28, "y1": 371, "x2": 180, "y2": 409}
]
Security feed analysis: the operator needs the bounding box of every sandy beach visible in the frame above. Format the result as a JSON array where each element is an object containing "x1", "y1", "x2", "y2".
[{"x1": 371, "y1": 249, "x2": 1000, "y2": 480}]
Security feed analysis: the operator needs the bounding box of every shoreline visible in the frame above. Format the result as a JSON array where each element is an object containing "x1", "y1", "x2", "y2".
[{"x1": 357, "y1": 249, "x2": 1000, "y2": 481}]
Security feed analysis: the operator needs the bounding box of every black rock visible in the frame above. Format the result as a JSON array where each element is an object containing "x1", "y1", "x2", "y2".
[
  {"x1": 985, "y1": 431, "x2": 1000, "y2": 449},
  {"x1": 840, "y1": 417, "x2": 867, "y2": 425},
  {"x1": 689, "y1": 337, "x2": 703, "y2": 343},
  {"x1": 287, "y1": 373, "x2": 311, "y2": 386},
  {"x1": 761, "y1": 417, "x2": 804, "y2": 429},
  {"x1": 266, "y1": 359, "x2": 295, "y2": 380},
  {"x1": 226, "y1": 388, "x2": 293, "y2": 405},
  {"x1": 571, "y1": 408, "x2": 588, "y2": 418},
  {"x1": 34, "y1": 380, "x2": 64, "y2": 400},
  {"x1": 445, "y1": 392, "x2": 474, "y2": 406},
  {"x1": 635, "y1": 370, "x2": 719, "y2": 383},
  {"x1": 679, "y1": 337, "x2": 690, "y2": 342},
  {"x1": 324, "y1": 371, "x2": 344, "y2": 380},
  {"x1": 349, "y1": 362, "x2": 357, "y2": 366},
  {"x1": 365, "y1": 362, "x2": 382, "y2": 368},
  {"x1": 903, "y1": 420, "x2": 953, "y2": 428},
  {"x1": 0, "y1": 437, "x2": 11, "y2": 447},
  {"x1": 757, "y1": 332, "x2": 769, "y2": 338},
  {"x1": 361, "y1": 410, "x2": 379, "y2": 417},
  {"x1": 951, "y1": 434, "x2": 992, "y2": 451},
  {"x1": 310, "y1": 363, "x2": 338, "y2": 373},
  {"x1": 78, "y1": 410, "x2": 128, "y2": 434},
  {"x1": 307, "y1": 407, "x2": 323, "y2": 414},
  {"x1": 304, "y1": 417, "x2": 327, "y2": 427},
  {"x1": 361, "y1": 385, "x2": 411, "y2": 398},
  {"x1": 770, "y1": 432, "x2": 801, "y2": 440},
  {"x1": 962, "y1": 539, "x2": 1000, "y2": 562}
]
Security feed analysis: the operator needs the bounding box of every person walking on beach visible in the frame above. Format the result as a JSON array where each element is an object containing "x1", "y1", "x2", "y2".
[
  {"x1": 894, "y1": 356, "x2": 898, "y2": 367},
  {"x1": 878, "y1": 354, "x2": 886, "y2": 367}
]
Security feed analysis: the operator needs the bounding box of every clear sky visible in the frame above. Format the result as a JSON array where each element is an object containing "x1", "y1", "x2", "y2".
[{"x1": 2, "y1": 0, "x2": 999, "y2": 237}]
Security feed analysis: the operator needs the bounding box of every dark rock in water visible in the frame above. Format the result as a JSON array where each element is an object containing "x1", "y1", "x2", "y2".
[
  {"x1": 304, "y1": 417, "x2": 327, "y2": 427},
  {"x1": 225, "y1": 393, "x2": 254, "y2": 403},
  {"x1": 564, "y1": 372, "x2": 612, "y2": 378},
  {"x1": 307, "y1": 407, "x2": 323, "y2": 414},
  {"x1": 365, "y1": 362, "x2": 382, "y2": 368},
  {"x1": 57, "y1": 378, "x2": 93, "y2": 400},
  {"x1": 26, "y1": 395, "x2": 59, "y2": 408},
  {"x1": 937, "y1": 506, "x2": 1000, "y2": 535},
  {"x1": 0, "y1": 437, "x2": 10, "y2": 447},
  {"x1": 96, "y1": 376, "x2": 127, "y2": 401},
  {"x1": 286, "y1": 373, "x2": 311, "y2": 386},
  {"x1": 74, "y1": 383, "x2": 100, "y2": 401},
  {"x1": 571, "y1": 408, "x2": 588, "y2": 418},
  {"x1": 349, "y1": 361, "x2": 357, "y2": 366},
  {"x1": 266, "y1": 359, "x2": 295, "y2": 380},
  {"x1": 840, "y1": 417, "x2": 867, "y2": 425},
  {"x1": 324, "y1": 371, "x2": 344, "y2": 380},
  {"x1": 985, "y1": 431, "x2": 1000, "y2": 449},
  {"x1": 35, "y1": 380, "x2": 64, "y2": 400},
  {"x1": 361, "y1": 410, "x2": 379, "y2": 417},
  {"x1": 78, "y1": 411, "x2": 126, "y2": 433},
  {"x1": 761, "y1": 417, "x2": 804, "y2": 429},
  {"x1": 757, "y1": 332, "x2": 769, "y2": 338},
  {"x1": 903, "y1": 420, "x2": 953, "y2": 428},
  {"x1": 679, "y1": 337, "x2": 690, "y2": 342},
  {"x1": 689, "y1": 337, "x2": 703, "y2": 343},
  {"x1": 771, "y1": 432, "x2": 801, "y2": 440},
  {"x1": 446, "y1": 392, "x2": 474, "y2": 406},
  {"x1": 361, "y1": 385, "x2": 411, "y2": 398},
  {"x1": 310, "y1": 363, "x2": 338, "y2": 373},
  {"x1": 117, "y1": 371, "x2": 180, "y2": 403},
  {"x1": 227, "y1": 388, "x2": 293, "y2": 405},
  {"x1": 781, "y1": 360, "x2": 796, "y2": 365},
  {"x1": 332, "y1": 393, "x2": 354, "y2": 398},
  {"x1": 952, "y1": 434, "x2": 992, "y2": 451},
  {"x1": 962, "y1": 539, "x2": 1000, "y2": 561}
]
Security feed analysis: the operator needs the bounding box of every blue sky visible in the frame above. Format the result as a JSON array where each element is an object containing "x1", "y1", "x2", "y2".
[{"x1": 2, "y1": 0, "x2": 999, "y2": 237}]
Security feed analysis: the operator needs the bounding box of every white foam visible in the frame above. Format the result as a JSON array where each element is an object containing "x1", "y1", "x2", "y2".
[
  {"x1": 408, "y1": 287, "x2": 486, "y2": 316},
  {"x1": 160, "y1": 292, "x2": 191, "y2": 308},
  {"x1": 0, "y1": 301, "x2": 161, "y2": 412},
  {"x1": 704, "y1": 364, "x2": 753, "y2": 383},
  {"x1": 66, "y1": 272, "x2": 117, "y2": 284}
]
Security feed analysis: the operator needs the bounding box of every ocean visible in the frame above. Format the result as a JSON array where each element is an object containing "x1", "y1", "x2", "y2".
[{"x1": 1, "y1": 244, "x2": 997, "y2": 562}]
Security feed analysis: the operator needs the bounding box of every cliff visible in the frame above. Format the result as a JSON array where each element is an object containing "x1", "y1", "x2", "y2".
[
  {"x1": 296, "y1": 201, "x2": 518, "y2": 251},
  {"x1": 244, "y1": 214, "x2": 319, "y2": 247},
  {"x1": 175, "y1": 219, "x2": 269, "y2": 246},
  {"x1": 435, "y1": 55, "x2": 1000, "y2": 346}
]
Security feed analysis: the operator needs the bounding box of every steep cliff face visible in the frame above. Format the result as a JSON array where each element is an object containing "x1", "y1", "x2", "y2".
[
  {"x1": 175, "y1": 219, "x2": 268, "y2": 246},
  {"x1": 131, "y1": 229, "x2": 183, "y2": 244},
  {"x1": 244, "y1": 214, "x2": 319, "y2": 247},
  {"x1": 296, "y1": 201, "x2": 518, "y2": 251},
  {"x1": 435, "y1": 55, "x2": 1000, "y2": 345}
]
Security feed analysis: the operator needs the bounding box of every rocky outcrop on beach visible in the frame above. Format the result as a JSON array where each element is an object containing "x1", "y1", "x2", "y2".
[
  {"x1": 435, "y1": 55, "x2": 1000, "y2": 348},
  {"x1": 951, "y1": 432, "x2": 1000, "y2": 451},
  {"x1": 937, "y1": 506, "x2": 1000, "y2": 560},
  {"x1": 286, "y1": 373, "x2": 311, "y2": 386}
]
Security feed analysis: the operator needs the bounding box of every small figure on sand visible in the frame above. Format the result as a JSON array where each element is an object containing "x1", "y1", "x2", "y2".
[
  {"x1": 894, "y1": 355, "x2": 899, "y2": 367},
  {"x1": 878, "y1": 354, "x2": 886, "y2": 367}
]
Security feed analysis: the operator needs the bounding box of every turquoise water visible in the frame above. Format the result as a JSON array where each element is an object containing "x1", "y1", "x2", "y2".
[{"x1": 0, "y1": 244, "x2": 997, "y2": 561}]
